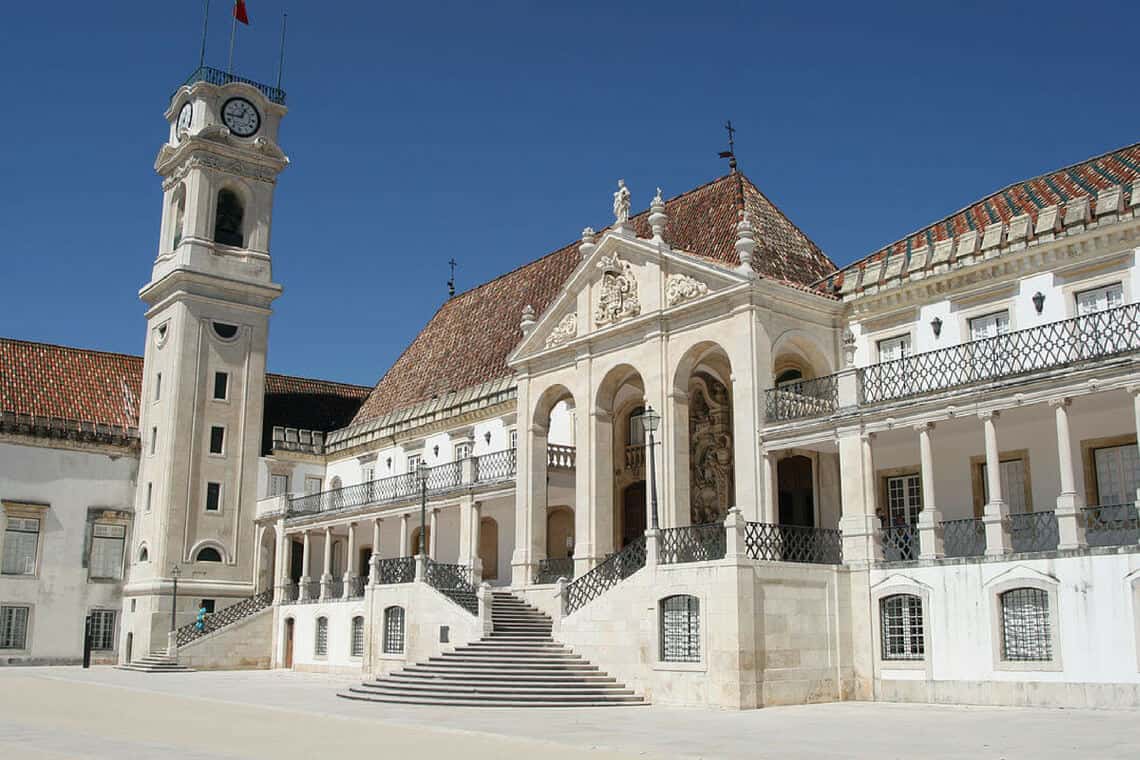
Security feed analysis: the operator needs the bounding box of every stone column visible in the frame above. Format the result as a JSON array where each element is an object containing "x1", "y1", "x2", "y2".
[
  {"x1": 512, "y1": 408, "x2": 548, "y2": 587},
  {"x1": 730, "y1": 342, "x2": 763, "y2": 528},
  {"x1": 470, "y1": 501, "x2": 484, "y2": 584},
  {"x1": 1051, "y1": 398, "x2": 1086, "y2": 549},
  {"x1": 667, "y1": 388, "x2": 691, "y2": 528},
  {"x1": 760, "y1": 447, "x2": 778, "y2": 524},
  {"x1": 343, "y1": 522, "x2": 357, "y2": 598},
  {"x1": 980, "y1": 411, "x2": 1012, "y2": 555},
  {"x1": 458, "y1": 495, "x2": 476, "y2": 567},
  {"x1": 369, "y1": 518, "x2": 381, "y2": 585},
  {"x1": 399, "y1": 514, "x2": 410, "y2": 557},
  {"x1": 572, "y1": 383, "x2": 592, "y2": 574},
  {"x1": 273, "y1": 520, "x2": 287, "y2": 604},
  {"x1": 1131, "y1": 386, "x2": 1140, "y2": 538},
  {"x1": 428, "y1": 508, "x2": 439, "y2": 560},
  {"x1": 915, "y1": 423, "x2": 944, "y2": 559},
  {"x1": 252, "y1": 524, "x2": 265, "y2": 594},
  {"x1": 724, "y1": 506, "x2": 747, "y2": 560},
  {"x1": 837, "y1": 428, "x2": 882, "y2": 563},
  {"x1": 299, "y1": 529, "x2": 312, "y2": 601},
  {"x1": 320, "y1": 526, "x2": 334, "y2": 599}
]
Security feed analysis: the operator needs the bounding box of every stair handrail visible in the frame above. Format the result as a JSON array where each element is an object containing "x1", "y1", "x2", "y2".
[
  {"x1": 564, "y1": 535, "x2": 647, "y2": 615},
  {"x1": 175, "y1": 590, "x2": 273, "y2": 646},
  {"x1": 423, "y1": 559, "x2": 478, "y2": 615}
]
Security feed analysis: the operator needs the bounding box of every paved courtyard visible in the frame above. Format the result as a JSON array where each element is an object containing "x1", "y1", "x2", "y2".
[{"x1": 0, "y1": 667, "x2": 1136, "y2": 759}]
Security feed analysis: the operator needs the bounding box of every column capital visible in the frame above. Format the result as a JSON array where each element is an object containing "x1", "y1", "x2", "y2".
[
  {"x1": 978, "y1": 409, "x2": 1000, "y2": 422},
  {"x1": 1127, "y1": 384, "x2": 1140, "y2": 397},
  {"x1": 913, "y1": 421, "x2": 935, "y2": 433},
  {"x1": 590, "y1": 407, "x2": 613, "y2": 422},
  {"x1": 1048, "y1": 397, "x2": 1071, "y2": 409},
  {"x1": 529, "y1": 422, "x2": 549, "y2": 436}
]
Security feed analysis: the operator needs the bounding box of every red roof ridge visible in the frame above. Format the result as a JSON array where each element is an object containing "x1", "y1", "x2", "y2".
[{"x1": 0, "y1": 335, "x2": 143, "y2": 364}]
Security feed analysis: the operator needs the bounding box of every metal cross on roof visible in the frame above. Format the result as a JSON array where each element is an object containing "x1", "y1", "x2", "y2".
[{"x1": 718, "y1": 120, "x2": 738, "y2": 172}]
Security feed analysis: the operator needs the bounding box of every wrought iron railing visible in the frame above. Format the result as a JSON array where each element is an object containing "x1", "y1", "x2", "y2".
[
  {"x1": 1010, "y1": 511, "x2": 1059, "y2": 553},
  {"x1": 547, "y1": 444, "x2": 576, "y2": 469},
  {"x1": 625, "y1": 445, "x2": 645, "y2": 470},
  {"x1": 474, "y1": 448, "x2": 517, "y2": 482},
  {"x1": 424, "y1": 560, "x2": 478, "y2": 615},
  {"x1": 861, "y1": 302, "x2": 1140, "y2": 405},
  {"x1": 1084, "y1": 503, "x2": 1140, "y2": 547},
  {"x1": 323, "y1": 579, "x2": 344, "y2": 600},
  {"x1": 533, "y1": 558, "x2": 576, "y2": 584},
  {"x1": 879, "y1": 525, "x2": 920, "y2": 562},
  {"x1": 176, "y1": 590, "x2": 273, "y2": 646},
  {"x1": 278, "y1": 582, "x2": 298, "y2": 604},
  {"x1": 375, "y1": 556, "x2": 416, "y2": 585},
  {"x1": 297, "y1": 580, "x2": 321, "y2": 603},
  {"x1": 565, "y1": 536, "x2": 647, "y2": 615},
  {"x1": 941, "y1": 518, "x2": 986, "y2": 558},
  {"x1": 744, "y1": 522, "x2": 843, "y2": 564},
  {"x1": 765, "y1": 376, "x2": 840, "y2": 422},
  {"x1": 175, "y1": 65, "x2": 287, "y2": 105},
  {"x1": 658, "y1": 523, "x2": 726, "y2": 564},
  {"x1": 344, "y1": 576, "x2": 366, "y2": 599}
]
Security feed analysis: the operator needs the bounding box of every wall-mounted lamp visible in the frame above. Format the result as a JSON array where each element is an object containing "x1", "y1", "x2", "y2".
[
  {"x1": 432, "y1": 444, "x2": 439, "y2": 457},
  {"x1": 386, "y1": 457, "x2": 392, "y2": 469},
  {"x1": 931, "y1": 316, "x2": 943, "y2": 338},
  {"x1": 484, "y1": 431, "x2": 492, "y2": 445},
  {"x1": 1032, "y1": 291, "x2": 1046, "y2": 314}
]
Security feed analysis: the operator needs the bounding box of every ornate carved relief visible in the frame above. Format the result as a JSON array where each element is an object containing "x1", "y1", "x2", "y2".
[
  {"x1": 162, "y1": 151, "x2": 278, "y2": 190},
  {"x1": 544, "y1": 312, "x2": 578, "y2": 348},
  {"x1": 689, "y1": 372, "x2": 734, "y2": 524},
  {"x1": 594, "y1": 253, "x2": 641, "y2": 326},
  {"x1": 665, "y1": 273, "x2": 709, "y2": 307}
]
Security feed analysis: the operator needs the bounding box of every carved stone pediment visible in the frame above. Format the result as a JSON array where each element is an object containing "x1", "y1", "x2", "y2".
[
  {"x1": 544, "y1": 312, "x2": 578, "y2": 349},
  {"x1": 593, "y1": 253, "x2": 640, "y2": 326},
  {"x1": 665, "y1": 273, "x2": 709, "y2": 307}
]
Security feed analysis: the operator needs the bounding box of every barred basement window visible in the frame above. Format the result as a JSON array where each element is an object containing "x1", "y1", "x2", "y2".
[
  {"x1": 351, "y1": 616, "x2": 365, "y2": 657},
  {"x1": 0, "y1": 605, "x2": 29, "y2": 649},
  {"x1": 90, "y1": 609, "x2": 116, "y2": 651},
  {"x1": 880, "y1": 594, "x2": 925, "y2": 660},
  {"x1": 659, "y1": 594, "x2": 700, "y2": 663},
  {"x1": 315, "y1": 617, "x2": 328, "y2": 656},
  {"x1": 1000, "y1": 587, "x2": 1052, "y2": 661},
  {"x1": 383, "y1": 606, "x2": 405, "y2": 654}
]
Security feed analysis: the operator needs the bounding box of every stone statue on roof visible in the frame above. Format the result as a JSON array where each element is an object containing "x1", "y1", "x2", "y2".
[{"x1": 613, "y1": 179, "x2": 631, "y2": 225}]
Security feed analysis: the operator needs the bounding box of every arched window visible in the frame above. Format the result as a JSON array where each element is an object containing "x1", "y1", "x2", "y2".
[
  {"x1": 315, "y1": 616, "x2": 328, "y2": 656},
  {"x1": 195, "y1": 547, "x2": 223, "y2": 563},
  {"x1": 214, "y1": 189, "x2": 244, "y2": 247},
  {"x1": 1000, "y1": 587, "x2": 1052, "y2": 661},
  {"x1": 171, "y1": 186, "x2": 186, "y2": 249},
  {"x1": 880, "y1": 594, "x2": 924, "y2": 660},
  {"x1": 383, "y1": 606, "x2": 405, "y2": 654},
  {"x1": 659, "y1": 594, "x2": 700, "y2": 663},
  {"x1": 350, "y1": 616, "x2": 365, "y2": 657},
  {"x1": 138, "y1": 546, "x2": 149, "y2": 563}
]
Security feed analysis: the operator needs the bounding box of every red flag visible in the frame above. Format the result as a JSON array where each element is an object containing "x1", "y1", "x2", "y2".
[{"x1": 233, "y1": 1, "x2": 250, "y2": 25}]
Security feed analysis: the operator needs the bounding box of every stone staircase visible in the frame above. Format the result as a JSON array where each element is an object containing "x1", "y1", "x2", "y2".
[
  {"x1": 339, "y1": 591, "x2": 646, "y2": 707},
  {"x1": 117, "y1": 651, "x2": 193, "y2": 673}
]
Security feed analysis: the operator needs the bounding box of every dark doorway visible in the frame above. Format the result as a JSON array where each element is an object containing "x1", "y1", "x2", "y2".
[
  {"x1": 621, "y1": 481, "x2": 647, "y2": 547},
  {"x1": 283, "y1": 618, "x2": 295, "y2": 669},
  {"x1": 290, "y1": 541, "x2": 303, "y2": 582},
  {"x1": 359, "y1": 547, "x2": 372, "y2": 579},
  {"x1": 125, "y1": 633, "x2": 133, "y2": 663},
  {"x1": 778, "y1": 455, "x2": 815, "y2": 527}
]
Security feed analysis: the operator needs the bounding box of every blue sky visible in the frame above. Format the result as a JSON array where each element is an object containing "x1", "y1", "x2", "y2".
[{"x1": 1, "y1": 1, "x2": 1137, "y2": 386}]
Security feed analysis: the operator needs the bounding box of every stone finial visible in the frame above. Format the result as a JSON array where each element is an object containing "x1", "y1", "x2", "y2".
[
  {"x1": 735, "y1": 211, "x2": 758, "y2": 278},
  {"x1": 520, "y1": 304, "x2": 537, "y2": 335},
  {"x1": 842, "y1": 328, "x2": 857, "y2": 368},
  {"x1": 648, "y1": 187, "x2": 667, "y2": 241},
  {"x1": 579, "y1": 227, "x2": 597, "y2": 259},
  {"x1": 613, "y1": 179, "x2": 632, "y2": 232}
]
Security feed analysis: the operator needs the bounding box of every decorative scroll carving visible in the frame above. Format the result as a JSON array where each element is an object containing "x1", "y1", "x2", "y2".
[
  {"x1": 594, "y1": 253, "x2": 641, "y2": 325},
  {"x1": 665, "y1": 273, "x2": 709, "y2": 307},
  {"x1": 162, "y1": 151, "x2": 278, "y2": 190},
  {"x1": 689, "y1": 372, "x2": 734, "y2": 524},
  {"x1": 545, "y1": 312, "x2": 578, "y2": 348}
]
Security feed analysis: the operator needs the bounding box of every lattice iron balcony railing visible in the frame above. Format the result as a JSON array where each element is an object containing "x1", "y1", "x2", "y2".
[
  {"x1": 533, "y1": 557, "x2": 576, "y2": 584},
  {"x1": 424, "y1": 560, "x2": 478, "y2": 615},
  {"x1": 175, "y1": 65, "x2": 287, "y2": 105},
  {"x1": 764, "y1": 376, "x2": 840, "y2": 422},
  {"x1": 474, "y1": 448, "x2": 518, "y2": 483},
  {"x1": 744, "y1": 522, "x2": 843, "y2": 564},
  {"x1": 374, "y1": 556, "x2": 416, "y2": 585},
  {"x1": 278, "y1": 582, "x2": 298, "y2": 604},
  {"x1": 1084, "y1": 503, "x2": 1140, "y2": 547},
  {"x1": 879, "y1": 525, "x2": 920, "y2": 562},
  {"x1": 565, "y1": 536, "x2": 647, "y2": 615},
  {"x1": 1010, "y1": 511, "x2": 1059, "y2": 553},
  {"x1": 297, "y1": 580, "x2": 321, "y2": 603},
  {"x1": 941, "y1": 518, "x2": 986, "y2": 557},
  {"x1": 344, "y1": 576, "x2": 366, "y2": 599},
  {"x1": 176, "y1": 590, "x2": 273, "y2": 646},
  {"x1": 658, "y1": 523, "x2": 727, "y2": 564},
  {"x1": 860, "y1": 302, "x2": 1140, "y2": 405}
]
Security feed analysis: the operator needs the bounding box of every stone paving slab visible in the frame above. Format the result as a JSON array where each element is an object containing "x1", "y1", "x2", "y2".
[{"x1": 2, "y1": 667, "x2": 1138, "y2": 759}]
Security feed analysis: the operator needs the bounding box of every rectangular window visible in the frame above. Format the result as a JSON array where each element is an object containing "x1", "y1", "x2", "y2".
[
  {"x1": 145, "y1": 482, "x2": 152, "y2": 512},
  {"x1": 209, "y1": 426, "x2": 225, "y2": 455},
  {"x1": 877, "y1": 335, "x2": 910, "y2": 363},
  {"x1": 969, "y1": 311, "x2": 1010, "y2": 340},
  {"x1": 2, "y1": 517, "x2": 40, "y2": 575},
  {"x1": 315, "y1": 617, "x2": 328, "y2": 656},
  {"x1": 150, "y1": 427, "x2": 157, "y2": 455},
  {"x1": 0, "y1": 605, "x2": 30, "y2": 649},
  {"x1": 351, "y1": 616, "x2": 365, "y2": 657},
  {"x1": 886, "y1": 474, "x2": 922, "y2": 526},
  {"x1": 213, "y1": 372, "x2": 229, "y2": 401},
  {"x1": 89, "y1": 523, "x2": 125, "y2": 580},
  {"x1": 205, "y1": 482, "x2": 222, "y2": 512},
  {"x1": 268, "y1": 474, "x2": 288, "y2": 497},
  {"x1": 383, "y1": 607, "x2": 405, "y2": 654},
  {"x1": 199, "y1": 599, "x2": 216, "y2": 614},
  {"x1": 509, "y1": 429, "x2": 518, "y2": 450},
  {"x1": 981, "y1": 459, "x2": 1028, "y2": 513},
  {"x1": 880, "y1": 594, "x2": 925, "y2": 660},
  {"x1": 303, "y1": 477, "x2": 322, "y2": 495},
  {"x1": 1093, "y1": 444, "x2": 1140, "y2": 506},
  {"x1": 406, "y1": 455, "x2": 422, "y2": 474},
  {"x1": 660, "y1": 595, "x2": 700, "y2": 663},
  {"x1": 154, "y1": 372, "x2": 162, "y2": 402},
  {"x1": 629, "y1": 411, "x2": 646, "y2": 446},
  {"x1": 1076, "y1": 282, "x2": 1123, "y2": 315},
  {"x1": 90, "y1": 609, "x2": 116, "y2": 651},
  {"x1": 454, "y1": 442, "x2": 472, "y2": 460},
  {"x1": 362, "y1": 466, "x2": 374, "y2": 483},
  {"x1": 1000, "y1": 588, "x2": 1052, "y2": 661}
]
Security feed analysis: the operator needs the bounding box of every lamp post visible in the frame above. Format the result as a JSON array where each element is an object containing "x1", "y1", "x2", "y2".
[
  {"x1": 642, "y1": 405, "x2": 662, "y2": 531},
  {"x1": 170, "y1": 565, "x2": 181, "y2": 633},
  {"x1": 416, "y1": 460, "x2": 430, "y2": 569}
]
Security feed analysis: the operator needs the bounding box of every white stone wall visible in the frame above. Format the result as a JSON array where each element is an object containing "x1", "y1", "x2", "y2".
[{"x1": 177, "y1": 606, "x2": 273, "y2": 670}]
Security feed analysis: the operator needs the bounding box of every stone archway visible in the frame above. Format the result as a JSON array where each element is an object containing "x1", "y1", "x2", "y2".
[{"x1": 672, "y1": 342, "x2": 735, "y2": 526}]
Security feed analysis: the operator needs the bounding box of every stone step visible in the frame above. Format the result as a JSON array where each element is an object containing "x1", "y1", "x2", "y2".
[
  {"x1": 403, "y1": 664, "x2": 603, "y2": 678},
  {"x1": 339, "y1": 689, "x2": 646, "y2": 708},
  {"x1": 355, "y1": 682, "x2": 637, "y2": 699},
  {"x1": 389, "y1": 672, "x2": 618, "y2": 685},
  {"x1": 431, "y1": 655, "x2": 586, "y2": 666}
]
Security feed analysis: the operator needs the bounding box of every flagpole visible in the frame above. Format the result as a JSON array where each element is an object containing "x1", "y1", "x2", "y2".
[
  {"x1": 276, "y1": 13, "x2": 288, "y2": 90},
  {"x1": 198, "y1": 0, "x2": 210, "y2": 69},
  {"x1": 227, "y1": 4, "x2": 238, "y2": 76}
]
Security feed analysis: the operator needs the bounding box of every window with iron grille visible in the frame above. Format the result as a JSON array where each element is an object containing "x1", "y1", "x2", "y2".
[
  {"x1": 90, "y1": 609, "x2": 116, "y2": 651},
  {"x1": 315, "y1": 617, "x2": 328, "y2": 656},
  {"x1": 89, "y1": 523, "x2": 125, "y2": 580},
  {"x1": 0, "y1": 605, "x2": 29, "y2": 649},
  {"x1": 659, "y1": 595, "x2": 700, "y2": 663},
  {"x1": 383, "y1": 606, "x2": 405, "y2": 654},
  {"x1": 2, "y1": 517, "x2": 40, "y2": 575},
  {"x1": 880, "y1": 594, "x2": 924, "y2": 660},
  {"x1": 1000, "y1": 587, "x2": 1052, "y2": 661},
  {"x1": 351, "y1": 616, "x2": 364, "y2": 657}
]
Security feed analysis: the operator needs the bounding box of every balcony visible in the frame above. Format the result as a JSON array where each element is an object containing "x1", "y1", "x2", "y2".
[
  {"x1": 765, "y1": 302, "x2": 1140, "y2": 422},
  {"x1": 175, "y1": 65, "x2": 287, "y2": 105}
]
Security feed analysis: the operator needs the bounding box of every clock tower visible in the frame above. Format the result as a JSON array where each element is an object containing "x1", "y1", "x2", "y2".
[{"x1": 121, "y1": 70, "x2": 288, "y2": 659}]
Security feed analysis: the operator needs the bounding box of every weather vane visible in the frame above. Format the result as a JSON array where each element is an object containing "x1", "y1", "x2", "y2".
[
  {"x1": 718, "y1": 120, "x2": 738, "y2": 172},
  {"x1": 448, "y1": 258, "x2": 457, "y2": 298}
]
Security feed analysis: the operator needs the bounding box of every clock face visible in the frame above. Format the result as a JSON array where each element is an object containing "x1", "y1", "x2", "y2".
[
  {"x1": 176, "y1": 102, "x2": 193, "y2": 138},
  {"x1": 221, "y1": 97, "x2": 260, "y2": 137}
]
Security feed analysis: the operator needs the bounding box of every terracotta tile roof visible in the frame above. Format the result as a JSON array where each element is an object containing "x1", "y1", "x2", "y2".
[
  {"x1": 820, "y1": 141, "x2": 1140, "y2": 293},
  {"x1": 352, "y1": 172, "x2": 837, "y2": 423},
  {"x1": 0, "y1": 337, "x2": 370, "y2": 448}
]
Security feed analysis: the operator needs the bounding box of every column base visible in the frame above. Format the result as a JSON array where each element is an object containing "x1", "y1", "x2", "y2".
[
  {"x1": 1055, "y1": 492, "x2": 1087, "y2": 550},
  {"x1": 298, "y1": 576, "x2": 313, "y2": 601},
  {"x1": 917, "y1": 507, "x2": 944, "y2": 560},
  {"x1": 983, "y1": 500, "x2": 1011, "y2": 555}
]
